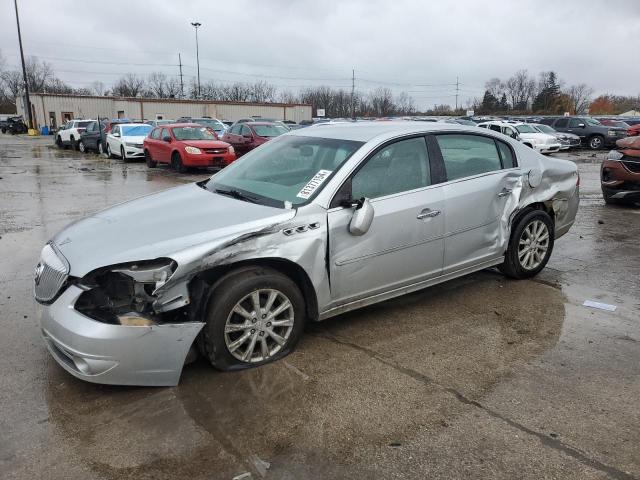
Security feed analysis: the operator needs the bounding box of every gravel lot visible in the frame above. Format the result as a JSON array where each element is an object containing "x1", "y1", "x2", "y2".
[{"x1": 1, "y1": 135, "x2": 638, "y2": 480}]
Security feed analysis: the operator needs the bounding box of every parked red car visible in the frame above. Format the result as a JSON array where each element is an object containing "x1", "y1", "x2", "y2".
[
  {"x1": 597, "y1": 118, "x2": 633, "y2": 136},
  {"x1": 143, "y1": 123, "x2": 236, "y2": 172},
  {"x1": 221, "y1": 122, "x2": 288, "y2": 156}
]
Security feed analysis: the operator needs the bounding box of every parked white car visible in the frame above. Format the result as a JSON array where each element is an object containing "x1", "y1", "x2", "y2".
[
  {"x1": 478, "y1": 121, "x2": 561, "y2": 154},
  {"x1": 55, "y1": 119, "x2": 95, "y2": 150},
  {"x1": 106, "y1": 123, "x2": 153, "y2": 161}
]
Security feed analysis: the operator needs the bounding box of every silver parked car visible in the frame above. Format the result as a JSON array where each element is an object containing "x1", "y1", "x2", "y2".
[{"x1": 34, "y1": 122, "x2": 579, "y2": 386}]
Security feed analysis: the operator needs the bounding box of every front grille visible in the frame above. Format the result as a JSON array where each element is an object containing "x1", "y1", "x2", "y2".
[
  {"x1": 34, "y1": 244, "x2": 69, "y2": 303},
  {"x1": 622, "y1": 160, "x2": 640, "y2": 173},
  {"x1": 203, "y1": 148, "x2": 227, "y2": 155},
  {"x1": 134, "y1": 143, "x2": 143, "y2": 148}
]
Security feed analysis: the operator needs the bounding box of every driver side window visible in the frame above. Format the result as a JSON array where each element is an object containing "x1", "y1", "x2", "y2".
[
  {"x1": 568, "y1": 118, "x2": 582, "y2": 128},
  {"x1": 351, "y1": 137, "x2": 431, "y2": 199}
]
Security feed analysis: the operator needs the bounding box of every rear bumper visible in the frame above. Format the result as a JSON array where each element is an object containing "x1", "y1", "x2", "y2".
[{"x1": 40, "y1": 285, "x2": 204, "y2": 386}]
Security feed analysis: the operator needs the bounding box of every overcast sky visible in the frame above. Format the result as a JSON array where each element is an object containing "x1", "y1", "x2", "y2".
[{"x1": 1, "y1": 0, "x2": 639, "y2": 109}]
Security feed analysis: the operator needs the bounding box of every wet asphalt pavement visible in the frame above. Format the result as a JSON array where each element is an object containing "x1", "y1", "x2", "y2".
[{"x1": 1, "y1": 134, "x2": 639, "y2": 480}]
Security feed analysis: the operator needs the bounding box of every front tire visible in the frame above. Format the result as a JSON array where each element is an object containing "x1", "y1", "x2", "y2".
[
  {"x1": 97, "y1": 141, "x2": 104, "y2": 155},
  {"x1": 78, "y1": 140, "x2": 86, "y2": 153},
  {"x1": 199, "y1": 267, "x2": 306, "y2": 371},
  {"x1": 500, "y1": 209, "x2": 554, "y2": 279},
  {"x1": 107, "y1": 143, "x2": 115, "y2": 158},
  {"x1": 171, "y1": 151, "x2": 186, "y2": 173},
  {"x1": 145, "y1": 149, "x2": 157, "y2": 168},
  {"x1": 588, "y1": 135, "x2": 604, "y2": 150},
  {"x1": 120, "y1": 146, "x2": 129, "y2": 163}
]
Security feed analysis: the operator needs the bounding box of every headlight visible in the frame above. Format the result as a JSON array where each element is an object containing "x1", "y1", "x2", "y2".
[
  {"x1": 228, "y1": 146, "x2": 235, "y2": 154},
  {"x1": 607, "y1": 130, "x2": 616, "y2": 136},
  {"x1": 76, "y1": 259, "x2": 177, "y2": 326},
  {"x1": 185, "y1": 146, "x2": 202, "y2": 154}
]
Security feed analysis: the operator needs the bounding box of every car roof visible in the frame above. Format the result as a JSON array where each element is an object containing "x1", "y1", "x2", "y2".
[
  {"x1": 116, "y1": 123, "x2": 152, "y2": 128},
  {"x1": 163, "y1": 123, "x2": 205, "y2": 128},
  {"x1": 288, "y1": 120, "x2": 477, "y2": 142}
]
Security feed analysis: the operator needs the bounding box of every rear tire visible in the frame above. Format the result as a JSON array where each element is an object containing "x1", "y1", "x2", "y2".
[
  {"x1": 145, "y1": 149, "x2": 157, "y2": 168},
  {"x1": 78, "y1": 140, "x2": 86, "y2": 153},
  {"x1": 500, "y1": 209, "x2": 554, "y2": 279},
  {"x1": 107, "y1": 143, "x2": 115, "y2": 159},
  {"x1": 56, "y1": 135, "x2": 63, "y2": 148},
  {"x1": 588, "y1": 135, "x2": 604, "y2": 150},
  {"x1": 199, "y1": 266, "x2": 306, "y2": 371},
  {"x1": 70, "y1": 136, "x2": 77, "y2": 150},
  {"x1": 97, "y1": 141, "x2": 104, "y2": 155},
  {"x1": 171, "y1": 151, "x2": 186, "y2": 173}
]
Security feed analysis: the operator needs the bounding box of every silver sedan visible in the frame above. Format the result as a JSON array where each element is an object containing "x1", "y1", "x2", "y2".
[{"x1": 34, "y1": 122, "x2": 579, "y2": 386}]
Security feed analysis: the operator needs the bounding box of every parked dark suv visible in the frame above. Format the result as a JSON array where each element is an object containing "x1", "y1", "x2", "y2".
[{"x1": 539, "y1": 117, "x2": 626, "y2": 150}]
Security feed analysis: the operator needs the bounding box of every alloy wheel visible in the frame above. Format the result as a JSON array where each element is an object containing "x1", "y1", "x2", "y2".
[
  {"x1": 224, "y1": 289, "x2": 295, "y2": 363},
  {"x1": 590, "y1": 137, "x2": 603, "y2": 149},
  {"x1": 518, "y1": 219, "x2": 550, "y2": 270}
]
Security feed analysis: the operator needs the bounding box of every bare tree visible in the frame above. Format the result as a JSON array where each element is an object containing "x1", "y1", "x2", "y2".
[
  {"x1": 90, "y1": 81, "x2": 106, "y2": 96},
  {"x1": 369, "y1": 87, "x2": 395, "y2": 116},
  {"x1": 396, "y1": 91, "x2": 416, "y2": 115},
  {"x1": 485, "y1": 78, "x2": 505, "y2": 101},
  {"x1": 566, "y1": 83, "x2": 594, "y2": 114},
  {"x1": 112, "y1": 73, "x2": 146, "y2": 97},
  {"x1": 505, "y1": 69, "x2": 535, "y2": 110},
  {"x1": 147, "y1": 72, "x2": 168, "y2": 98}
]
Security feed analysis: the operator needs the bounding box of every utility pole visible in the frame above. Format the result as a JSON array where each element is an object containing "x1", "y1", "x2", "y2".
[
  {"x1": 351, "y1": 69, "x2": 355, "y2": 119},
  {"x1": 13, "y1": 0, "x2": 33, "y2": 130},
  {"x1": 190, "y1": 22, "x2": 202, "y2": 98},
  {"x1": 455, "y1": 76, "x2": 459, "y2": 112},
  {"x1": 178, "y1": 53, "x2": 184, "y2": 98}
]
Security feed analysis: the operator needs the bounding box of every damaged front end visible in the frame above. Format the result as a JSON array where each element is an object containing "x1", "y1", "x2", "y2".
[{"x1": 40, "y1": 255, "x2": 204, "y2": 386}]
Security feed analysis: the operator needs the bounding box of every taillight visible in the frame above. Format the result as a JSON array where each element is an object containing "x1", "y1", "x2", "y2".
[{"x1": 77, "y1": 128, "x2": 86, "y2": 133}]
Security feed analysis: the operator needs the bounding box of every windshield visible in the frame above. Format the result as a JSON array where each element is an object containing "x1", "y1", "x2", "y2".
[
  {"x1": 173, "y1": 126, "x2": 216, "y2": 140},
  {"x1": 534, "y1": 124, "x2": 554, "y2": 133},
  {"x1": 515, "y1": 124, "x2": 537, "y2": 133},
  {"x1": 194, "y1": 119, "x2": 225, "y2": 131},
  {"x1": 584, "y1": 117, "x2": 601, "y2": 126},
  {"x1": 121, "y1": 125, "x2": 152, "y2": 136},
  {"x1": 206, "y1": 135, "x2": 363, "y2": 207},
  {"x1": 252, "y1": 124, "x2": 288, "y2": 137}
]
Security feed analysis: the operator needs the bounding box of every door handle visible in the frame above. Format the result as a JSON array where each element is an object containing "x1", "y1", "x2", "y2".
[
  {"x1": 497, "y1": 188, "x2": 513, "y2": 197},
  {"x1": 417, "y1": 208, "x2": 441, "y2": 219}
]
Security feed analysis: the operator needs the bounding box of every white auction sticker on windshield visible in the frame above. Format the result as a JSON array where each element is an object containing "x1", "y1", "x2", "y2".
[{"x1": 296, "y1": 170, "x2": 333, "y2": 199}]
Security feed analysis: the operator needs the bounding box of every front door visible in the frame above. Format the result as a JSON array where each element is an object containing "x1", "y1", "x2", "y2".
[
  {"x1": 433, "y1": 133, "x2": 521, "y2": 274},
  {"x1": 328, "y1": 136, "x2": 445, "y2": 306}
]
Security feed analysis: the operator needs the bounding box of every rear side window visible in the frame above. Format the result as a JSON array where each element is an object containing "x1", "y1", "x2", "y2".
[
  {"x1": 496, "y1": 141, "x2": 515, "y2": 168},
  {"x1": 436, "y1": 134, "x2": 502, "y2": 181},
  {"x1": 150, "y1": 128, "x2": 161, "y2": 139},
  {"x1": 352, "y1": 137, "x2": 430, "y2": 199},
  {"x1": 568, "y1": 118, "x2": 582, "y2": 128},
  {"x1": 554, "y1": 118, "x2": 568, "y2": 128}
]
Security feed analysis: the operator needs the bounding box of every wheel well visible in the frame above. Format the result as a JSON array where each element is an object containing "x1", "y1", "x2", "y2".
[
  {"x1": 514, "y1": 202, "x2": 555, "y2": 226},
  {"x1": 191, "y1": 258, "x2": 319, "y2": 322},
  {"x1": 172, "y1": 150, "x2": 181, "y2": 159}
]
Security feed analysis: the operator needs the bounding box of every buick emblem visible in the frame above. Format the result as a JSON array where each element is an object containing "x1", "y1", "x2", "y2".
[{"x1": 34, "y1": 262, "x2": 44, "y2": 286}]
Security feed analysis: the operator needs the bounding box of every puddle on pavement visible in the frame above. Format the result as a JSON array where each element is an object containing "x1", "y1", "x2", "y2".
[{"x1": 43, "y1": 272, "x2": 566, "y2": 479}]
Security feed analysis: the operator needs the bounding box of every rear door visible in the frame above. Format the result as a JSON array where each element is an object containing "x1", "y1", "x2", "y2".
[
  {"x1": 146, "y1": 127, "x2": 162, "y2": 160},
  {"x1": 327, "y1": 136, "x2": 445, "y2": 305},
  {"x1": 551, "y1": 117, "x2": 569, "y2": 134},
  {"x1": 433, "y1": 133, "x2": 521, "y2": 274}
]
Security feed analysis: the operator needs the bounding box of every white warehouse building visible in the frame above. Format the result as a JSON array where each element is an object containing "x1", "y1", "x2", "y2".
[{"x1": 17, "y1": 93, "x2": 312, "y2": 130}]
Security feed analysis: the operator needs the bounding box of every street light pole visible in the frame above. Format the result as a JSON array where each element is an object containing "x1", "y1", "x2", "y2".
[
  {"x1": 190, "y1": 22, "x2": 202, "y2": 98},
  {"x1": 13, "y1": 0, "x2": 33, "y2": 130}
]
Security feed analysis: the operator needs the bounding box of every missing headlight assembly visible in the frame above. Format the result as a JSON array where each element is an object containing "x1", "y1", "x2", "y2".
[{"x1": 74, "y1": 258, "x2": 187, "y2": 326}]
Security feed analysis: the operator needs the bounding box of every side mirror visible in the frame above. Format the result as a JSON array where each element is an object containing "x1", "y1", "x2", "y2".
[
  {"x1": 113, "y1": 132, "x2": 121, "y2": 137},
  {"x1": 163, "y1": 135, "x2": 171, "y2": 142},
  {"x1": 348, "y1": 198, "x2": 374, "y2": 236}
]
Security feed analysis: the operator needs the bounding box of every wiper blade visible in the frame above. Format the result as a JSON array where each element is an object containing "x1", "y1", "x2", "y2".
[{"x1": 214, "y1": 188, "x2": 259, "y2": 204}]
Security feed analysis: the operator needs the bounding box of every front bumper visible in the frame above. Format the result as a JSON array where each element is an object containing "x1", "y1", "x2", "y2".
[
  {"x1": 537, "y1": 143, "x2": 562, "y2": 154},
  {"x1": 183, "y1": 152, "x2": 236, "y2": 168},
  {"x1": 124, "y1": 145, "x2": 145, "y2": 158},
  {"x1": 40, "y1": 285, "x2": 204, "y2": 386}
]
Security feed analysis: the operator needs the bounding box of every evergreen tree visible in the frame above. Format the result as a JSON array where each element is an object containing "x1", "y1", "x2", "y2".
[{"x1": 480, "y1": 90, "x2": 499, "y2": 113}]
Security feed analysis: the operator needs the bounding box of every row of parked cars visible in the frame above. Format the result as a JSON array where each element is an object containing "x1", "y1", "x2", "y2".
[{"x1": 55, "y1": 115, "x2": 296, "y2": 172}]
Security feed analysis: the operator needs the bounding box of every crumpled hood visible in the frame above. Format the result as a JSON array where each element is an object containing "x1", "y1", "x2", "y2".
[{"x1": 53, "y1": 183, "x2": 294, "y2": 277}]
